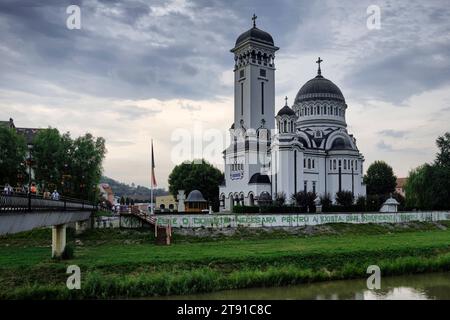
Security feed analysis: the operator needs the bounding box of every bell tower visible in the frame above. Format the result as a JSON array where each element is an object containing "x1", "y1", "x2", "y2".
[{"x1": 230, "y1": 15, "x2": 279, "y2": 132}]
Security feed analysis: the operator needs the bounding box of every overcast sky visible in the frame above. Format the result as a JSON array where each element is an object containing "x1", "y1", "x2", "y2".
[{"x1": 1, "y1": 0, "x2": 449, "y2": 189}]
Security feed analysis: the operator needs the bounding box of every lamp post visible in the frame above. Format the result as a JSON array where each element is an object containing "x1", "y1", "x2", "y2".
[{"x1": 26, "y1": 144, "x2": 33, "y2": 211}]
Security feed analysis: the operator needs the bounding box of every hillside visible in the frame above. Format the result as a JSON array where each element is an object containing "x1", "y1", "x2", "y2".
[{"x1": 100, "y1": 176, "x2": 168, "y2": 201}]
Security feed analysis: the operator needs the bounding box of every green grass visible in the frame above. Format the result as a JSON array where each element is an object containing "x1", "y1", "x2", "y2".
[{"x1": 0, "y1": 222, "x2": 449, "y2": 299}]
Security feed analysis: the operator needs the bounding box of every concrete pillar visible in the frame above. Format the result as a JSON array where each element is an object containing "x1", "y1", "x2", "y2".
[
  {"x1": 52, "y1": 224, "x2": 66, "y2": 258},
  {"x1": 75, "y1": 220, "x2": 86, "y2": 235}
]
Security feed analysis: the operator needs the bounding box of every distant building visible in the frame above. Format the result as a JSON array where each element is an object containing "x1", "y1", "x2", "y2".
[
  {"x1": 98, "y1": 183, "x2": 115, "y2": 204},
  {"x1": 156, "y1": 195, "x2": 177, "y2": 211},
  {"x1": 1, "y1": 118, "x2": 44, "y2": 186},
  {"x1": 396, "y1": 178, "x2": 407, "y2": 198}
]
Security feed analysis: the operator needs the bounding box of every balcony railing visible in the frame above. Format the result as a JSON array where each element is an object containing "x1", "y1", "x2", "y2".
[{"x1": 0, "y1": 187, "x2": 97, "y2": 213}]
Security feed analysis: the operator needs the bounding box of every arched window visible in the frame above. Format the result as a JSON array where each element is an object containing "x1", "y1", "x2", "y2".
[
  {"x1": 308, "y1": 159, "x2": 311, "y2": 169},
  {"x1": 312, "y1": 159, "x2": 315, "y2": 169},
  {"x1": 290, "y1": 121, "x2": 293, "y2": 132},
  {"x1": 344, "y1": 159, "x2": 347, "y2": 169},
  {"x1": 304, "y1": 158, "x2": 306, "y2": 167},
  {"x1": 333, "y1": 160, "x2": 336, "y2": 170},
  {"x1": 283, "y1": 120, "x2": 287, "y2": 133},
  {"x1": 329, "y1": 160, "x2": 332, "y2": 170}
]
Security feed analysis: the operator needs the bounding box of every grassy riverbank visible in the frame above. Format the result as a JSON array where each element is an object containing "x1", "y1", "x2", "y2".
[{"x1": 0, "y1": 222, "x2": 449, "y2": 299}]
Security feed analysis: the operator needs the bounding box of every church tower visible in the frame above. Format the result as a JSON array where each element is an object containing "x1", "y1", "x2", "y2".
[{"x1": 230, "y1": 14, "x2": 279, "y2": 132}]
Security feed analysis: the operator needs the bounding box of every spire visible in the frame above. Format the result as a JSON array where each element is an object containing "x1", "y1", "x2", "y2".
[
  {"x1": 316, "y1": 57, "x2": 323, "y2": 76},
  {"x1": 252, "y1": 13, "x2": 257, "y2": 28},
  {"x1": 285, "y1": 96, "x2": 288, "y2": 106}
]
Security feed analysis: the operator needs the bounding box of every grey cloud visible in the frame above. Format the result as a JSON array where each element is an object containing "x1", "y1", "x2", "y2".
[
  {"x1": 114, "y1": 105, "x2": 162, "y2": 120},
  {"x1": 377, "y1": 140, "x2": 428, "y2": 155},
  {"x1": 378, "y1": 130, "x2": 409, "y2": 138}
]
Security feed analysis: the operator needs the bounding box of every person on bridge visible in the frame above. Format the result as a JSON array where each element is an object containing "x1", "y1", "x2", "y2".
[
  {"x1": 43, "y1": 189, "x2": 51, "y2": 199},
  {"x1": 51, "y1": 190, "x2": 60, "y2": 201},
  {"x1": 3, "y1": 184, "x2": 13, "y2": 195},
  {"x1": 30, "y1": 183, "x2": 37, "y2": 195}
]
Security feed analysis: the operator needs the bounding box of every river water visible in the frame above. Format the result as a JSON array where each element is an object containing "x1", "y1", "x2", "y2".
[{"x1": 160, "y1": 272, "x2": 450, "y2": 300}]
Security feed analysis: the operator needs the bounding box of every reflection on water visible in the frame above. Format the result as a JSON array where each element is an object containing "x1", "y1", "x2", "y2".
[{"x1": 159, "y1": 272, "x2": 450, "y2": 300}]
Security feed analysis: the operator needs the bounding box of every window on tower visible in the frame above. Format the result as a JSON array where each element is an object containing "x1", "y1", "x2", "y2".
[
  {"x1": 261, "y1": 82, "x2": 265, "y2": 115},
  {"x1": 241, "y1": 82, "x2": 244, "y2": 116},
  {"x1": 260, "y1": 69, "x2": 266, "y2": 77},
  {"x1": 240, "y1": 69, "x2": 245, "y2": 78}
]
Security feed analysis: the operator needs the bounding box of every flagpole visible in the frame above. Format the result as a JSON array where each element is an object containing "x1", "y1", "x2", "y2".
[{"x1": 151, "y1": 139, "x2": 154, "y2": 215}]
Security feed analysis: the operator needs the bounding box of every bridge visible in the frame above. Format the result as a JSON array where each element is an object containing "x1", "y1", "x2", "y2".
[{"x1": 0, "y1": 191, "x2": 97, "y2": 257}]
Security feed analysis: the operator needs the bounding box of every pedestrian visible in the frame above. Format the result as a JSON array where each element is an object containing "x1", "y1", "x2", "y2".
[
  {"x1": 3, "y1": 183, "x2": 12, "y2": 195},
  {"x1": 30, "y1": 183, "x2": 37, "y2": 195},
  {"x1": 43, "y1": 189, "x2": 51, "y2": 199},
  {"x1": 51, "y1": 190, "x2": 60, "y2": 201}
]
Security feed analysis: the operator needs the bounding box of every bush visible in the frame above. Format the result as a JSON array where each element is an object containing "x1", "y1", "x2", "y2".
[
  {"x1": 275, "y1": 192, "x2": 286, "y2": 206},
  {"x1": 291, "y1": 192, "x2": 316, "y2": 212},
  {"x1": 355, "y1": 196, "x2": 367, "y2": 211},
  {"x1": 335, "y1": 191, "x2": 354, "y2": 208},
  {"x1": 61, "y1": 244, "x2": 74, "y2": 260},
  {"x1": 320, "y1": 194, "x2": 332, "y2": 211}
]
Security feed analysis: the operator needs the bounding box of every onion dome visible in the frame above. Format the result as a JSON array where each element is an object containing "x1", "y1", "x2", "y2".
[
  {"x1": 235, "y1": 14, "x2": 274, "y2": 47},
  {"x1": 277, "y1": 96, "x2": 295, "y2": 116},
  {"x1": 294, "y1": 57, "x2": 345, "y2": 103}
]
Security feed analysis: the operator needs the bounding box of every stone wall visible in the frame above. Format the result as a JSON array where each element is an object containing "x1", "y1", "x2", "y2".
[{"x1": 153, "y1": 211, "x2": 450, "y2": 229}]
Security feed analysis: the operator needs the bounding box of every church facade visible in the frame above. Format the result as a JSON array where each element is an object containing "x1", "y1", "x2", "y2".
[{"x1": 219, "y1": 18, "x2": 366, "y2": 211}]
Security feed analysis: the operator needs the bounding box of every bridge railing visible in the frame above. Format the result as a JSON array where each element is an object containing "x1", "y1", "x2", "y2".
[{"x1": 0, "y1": 188, "x2": 97, "y2": 213}]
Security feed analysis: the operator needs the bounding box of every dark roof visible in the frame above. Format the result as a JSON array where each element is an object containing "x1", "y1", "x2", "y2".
[
  {"x1": 1, "y1": 118, "x2": 41, "y2": 145},
  {"x1": 185, "y1": 190, "x2": 207, "y2": 202},
  {"x1": 277, "y1": 105, "x2": 295, "y2": 116},
  {"x1": 295, "y1": 75, "x2": 345, "y2": 103},
  {"x1": 249, "y1": 173, "x2": 271, "y2": 184},
  {"x1": 16, "y1": 127, "x2": 42, "y2": 145},
  {"x1": 330, "y1": 137, "x2": 353, "y2": 150},
  {"x1": 235, "y1": 27, "x2": 274, "y2": 47}
]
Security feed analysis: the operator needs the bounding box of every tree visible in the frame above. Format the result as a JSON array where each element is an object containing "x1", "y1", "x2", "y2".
[
  {"x1": 0, "y1": 126, "x2": 27, "y2": 186},
  {"x1": 32, "y1": 130, "x2": 106, "y2": 200},
  {"x1": 405, "y1": 164, "x2": 450, "y2": 210},
  {"x1": 363, "y1": 160, "x2": 397, "y2": 195},
  {"x1": 33, "y1": 128, "x2": 66, "y2": 192},
  {"x1": 168, "y1": 159, "x2": 224, "y2": 212},
  {"x1": 70, "y1": 133, "x2": 106, "y2": 200},
  {"x1": 435, "y1": 132, "x2": 450, "y2": 168}
]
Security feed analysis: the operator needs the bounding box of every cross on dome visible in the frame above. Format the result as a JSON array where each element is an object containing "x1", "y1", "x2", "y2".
[
  {"x1": 316, "y1": 57, "x2": 323, "y2": 76},
  {"x1": 252, "y1": 14, "x2": 257, "y2": 27},
  {"x1": 285, "y1": 96, "x2": 288, "y2": 106}
]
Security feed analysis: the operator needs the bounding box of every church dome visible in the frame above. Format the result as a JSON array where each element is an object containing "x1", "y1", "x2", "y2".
[
  {"x1": 294, "y1": 75, "x2": 345, "y2": 103},
  {"x1": 235, "y1": 27, "x2": 274, "y2": 47},
  {"x1": 277, "y1": 105, "x2": 295, "y2": 117}
]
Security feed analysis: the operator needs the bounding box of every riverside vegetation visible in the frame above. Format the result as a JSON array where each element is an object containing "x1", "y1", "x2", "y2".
[{"x1": 0, "y1": 222, "x2": 449, "y2": 299}]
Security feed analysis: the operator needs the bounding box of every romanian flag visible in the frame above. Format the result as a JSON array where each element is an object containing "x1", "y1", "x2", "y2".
[{"x1": 151, "y1": 140, "x2": 157, "y2": 187}]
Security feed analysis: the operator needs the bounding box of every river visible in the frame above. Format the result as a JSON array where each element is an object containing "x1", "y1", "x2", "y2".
[{"x1": 158, "y1": 272, "x2": 450, "y2": 300}]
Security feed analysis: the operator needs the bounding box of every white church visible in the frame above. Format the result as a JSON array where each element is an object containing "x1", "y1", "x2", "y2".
[{"x1": 219, "y1": 16, "x2": 366, "y2": 211}]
